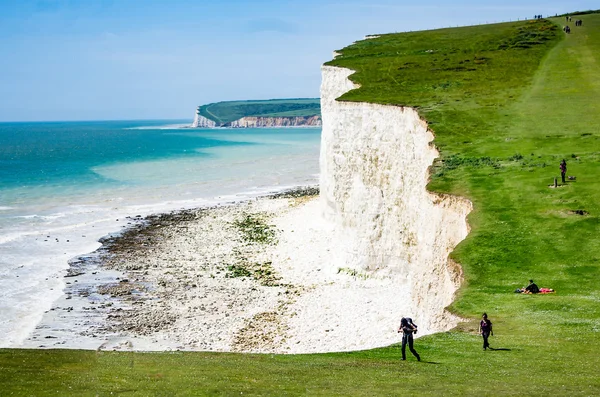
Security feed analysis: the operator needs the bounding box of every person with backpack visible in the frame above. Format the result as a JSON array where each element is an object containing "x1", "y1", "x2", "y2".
[
  {"x1": 560, "y1": 159, "x2": 567, "y2": 183},
  {"x1": 398, "y1": 317, "x2": 420, "y2": 361},
  {"x1": 478, "y1": 313, "x2": 493, "y2": 350}
]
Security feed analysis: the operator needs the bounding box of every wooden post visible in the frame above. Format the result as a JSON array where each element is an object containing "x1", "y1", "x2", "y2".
[{"x1": 554, "y1": 177, "x2": 558, "y2": 188}]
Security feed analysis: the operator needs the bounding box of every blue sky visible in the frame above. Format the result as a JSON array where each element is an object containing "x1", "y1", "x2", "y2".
[{"x1": 0, "y1": 0, "x2": 597, "y2": 121}]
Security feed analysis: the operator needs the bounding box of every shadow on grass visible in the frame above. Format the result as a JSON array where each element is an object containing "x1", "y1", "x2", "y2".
[{"x1": 489, "y1": 348, "x2": 511, "y2": 351}]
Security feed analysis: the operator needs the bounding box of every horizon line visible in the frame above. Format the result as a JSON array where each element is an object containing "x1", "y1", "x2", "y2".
[{"x1": 0, "y1": 118, "x2": 193, "y2": 124}]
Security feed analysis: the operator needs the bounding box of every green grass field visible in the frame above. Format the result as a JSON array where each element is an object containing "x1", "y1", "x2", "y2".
[
  {"x1": 2, "y1": 14, "x2": 600, "y2": 396},
  {"x1": 197, "y1": 98, "x2": 320, "y2": 125}
]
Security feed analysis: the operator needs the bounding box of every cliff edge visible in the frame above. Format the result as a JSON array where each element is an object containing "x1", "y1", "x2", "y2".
[{"x1": 320, "y1": 65, "x2": 472, "y2": 333}]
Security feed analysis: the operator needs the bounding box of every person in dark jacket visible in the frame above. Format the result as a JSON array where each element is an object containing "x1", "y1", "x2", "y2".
[
  {"x1": 398, "y1": 317, "x2": 420, "y2": 361},
  {"x1": 525, "y1": 279, "x2": 540, "y2": 294},
  {"x1": 478, "y1": 313, "x2": 493, "y2": 350},
  {"x1": 560, "y1": 159, "x2": 567, "y2": 183}
]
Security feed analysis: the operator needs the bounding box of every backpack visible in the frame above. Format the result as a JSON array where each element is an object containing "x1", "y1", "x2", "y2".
[{"x1": 401, "y1": 318, "x2": 417, "y2": 333}]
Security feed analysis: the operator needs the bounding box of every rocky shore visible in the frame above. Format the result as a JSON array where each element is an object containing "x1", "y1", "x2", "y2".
[
  {"x1": 22, "y1": 188, "x2": 324, "y2": 351},
  {"x1": 94, "y1": 195, "x2": 301, "y2": 351},
  {"x1": 23, "y1": 184, "x2": 440, "y2": 353}
]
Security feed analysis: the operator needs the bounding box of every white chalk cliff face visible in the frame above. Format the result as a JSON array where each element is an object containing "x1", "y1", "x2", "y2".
[
  {"x1": 228, "y1": 115, "x2": 321, "y2": 128},
  {"x1": 192, "y1": 112, "x2": 217, "y2": 128},
  {"x1": 319, "y1": 65, "x2": 472, "y2": 332},
  {"x1": 192, "y1": 111, "x2": 321, "y2": 128}
]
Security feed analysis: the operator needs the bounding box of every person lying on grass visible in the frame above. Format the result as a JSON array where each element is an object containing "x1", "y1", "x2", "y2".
[
  {"x1": 523, "y1": 279, "x2": 539, "y2": 294},
  {"x1": 515, "y1": 279, "x2": 555, "y2": 294}
]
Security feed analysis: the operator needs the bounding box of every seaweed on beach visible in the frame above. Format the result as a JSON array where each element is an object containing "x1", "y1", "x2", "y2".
[
  {"x1": 226, "y1": 264, "x2": 253, "y2": 278},
  {"x1": 233, "y1": 213, "x2": 277, "y2": 244},
  {"x1": 268, "y1": 186, "x2": 319, "y2": 199},
  {"x1": 226, "y1": 261, "x2": 282, "y2": 286},
  {"x1": 96, "y1": 209, "x2": 210, "y2": 268}
]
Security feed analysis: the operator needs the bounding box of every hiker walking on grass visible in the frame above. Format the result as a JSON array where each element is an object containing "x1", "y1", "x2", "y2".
[
  {"x1": 398, "y1": 317, "x2": 420, "y2": 361},
  {"x1": 560, "y1": 159, "x2": 567, "y2": 183},
  {"x1": 478, "y1": 313, "x2": 493, "y2": 351}
]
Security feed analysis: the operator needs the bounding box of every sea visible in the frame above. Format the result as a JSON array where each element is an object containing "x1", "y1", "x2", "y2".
[{"x1": 0, "y1": 120, "x2": 321, "y2": 347}]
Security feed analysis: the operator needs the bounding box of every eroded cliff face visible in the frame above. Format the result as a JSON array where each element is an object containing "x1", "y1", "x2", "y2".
[
  {"x1": 192, "y1": 112, "x2": 321, "y2": 128},
  {"x1": 229, "y1": 115, "x2": 321, "y2": 128},
  {"x1": 320, "y1": 65, "x2": 472, "y2": 332},
  {"x1": 192, "y1": 113, "x2": 217, "y2": 128}
]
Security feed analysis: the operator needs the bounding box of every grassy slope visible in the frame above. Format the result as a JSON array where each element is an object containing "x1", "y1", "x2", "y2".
[
  {"x1": 2, "y1": 16, "x2": 600, "y2": 396},
  {"x1": 558, "y1": 9, "x2": 600, "y2": 17},
  {"x1": 198, "y1": 98, "x2": 320, "y2": 124}
]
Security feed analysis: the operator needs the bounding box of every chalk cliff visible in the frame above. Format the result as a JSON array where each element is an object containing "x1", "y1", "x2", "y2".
[
  {"x1": 192, "y1": 109, "x2": 322, "y2": 128},
  {"x1": 229, "y1": 115, "x2": 321, "y2": 128},
  {"x1": 192, "y1": 112, "x2": 217, "y2": 128},
  {"x1": 319, "y1": 65, "x2": 472, "y2": 332}
]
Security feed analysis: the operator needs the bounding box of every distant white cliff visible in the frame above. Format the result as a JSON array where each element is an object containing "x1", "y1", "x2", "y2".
[
  {"x1": 228, "y1": 115, "x2": 321, "y2": 128},
  {"x1": 192, "y1": 109, "x2": 321, "y2": 128},
  {"x1": 192, "y1": 112, "x2": 217, "y2": 128}
]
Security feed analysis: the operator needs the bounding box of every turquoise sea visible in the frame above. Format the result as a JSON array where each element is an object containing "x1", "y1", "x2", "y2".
[{"x1": 0, "y1": 120, "x2": 321, "y2": 347}]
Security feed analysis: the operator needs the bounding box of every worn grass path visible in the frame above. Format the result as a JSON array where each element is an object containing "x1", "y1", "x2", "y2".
[{"x1": 2, "y1": 15, "x2": 600, "y2": 397}]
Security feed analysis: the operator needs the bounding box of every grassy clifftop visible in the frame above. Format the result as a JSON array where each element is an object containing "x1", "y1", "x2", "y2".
[
  {"x1": 326, "y1": 19, "x2": 560, "y2": 153},
  {"x1": 197, "y1": 98, "x2": 320, "y2": 125},
  {"x1": 2, "y1": 15, "x2": 600, "y2": 396},
  {"x1": 323, "y1": 14, "x2": 600, "y2": 392}
]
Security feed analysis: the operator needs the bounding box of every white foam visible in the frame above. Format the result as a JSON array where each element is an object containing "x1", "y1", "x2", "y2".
[
  {"x1": 0, "y1": 126, "x2": 321, "y2": 348},
  {"x1": 14, "y1": 213, "x2": 67, "y2": 221},
  {"x1": 124, "y1": 123, "x2": 191, "y2": 130}
]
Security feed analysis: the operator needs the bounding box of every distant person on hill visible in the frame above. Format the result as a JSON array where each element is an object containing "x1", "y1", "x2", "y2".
[
  {"x1": 560, "y1": 159, "x2": 567, "y2": 183},
  {"x1": 515, "y1": 279, "x2": 555, "y2": 294},
  {"x1": 478, "y1": 313, "x2": 493, "y2": 350},
  {"x1": 398, "y1": 317, "x2": 420, "y2": 361},
  {"x1": 524, "y1": 279, "x2": 540, "y2": 294}
]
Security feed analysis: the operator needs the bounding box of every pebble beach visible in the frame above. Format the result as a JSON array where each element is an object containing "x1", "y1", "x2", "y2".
[{"x1": 21, "y1": 187, "x2": 416, "y2": 353}]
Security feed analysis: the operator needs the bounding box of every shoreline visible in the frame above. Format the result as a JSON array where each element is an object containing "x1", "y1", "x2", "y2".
[
  {"x1": 20, "y1": 185, "x2": 420, "y2": 353},
  {"x1": 19, "y1": 187, "x2": 322, "y2": 351},
  {"x1": 1, "y1": 179, "x2": 319, "y2": 348}
]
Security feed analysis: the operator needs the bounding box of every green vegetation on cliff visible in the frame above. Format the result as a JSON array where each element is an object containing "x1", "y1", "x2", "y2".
[
  {"x1": 3, "y1": 14, "x2": 600, "y2": 396},
  {"x1": 198, "y1": 98, "x2": 320, "y2": 125}
]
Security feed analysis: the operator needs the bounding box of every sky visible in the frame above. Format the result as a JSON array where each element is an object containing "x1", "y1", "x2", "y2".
[{"x1": 0, "y1": 0, "x2": 597, "y2": 122}]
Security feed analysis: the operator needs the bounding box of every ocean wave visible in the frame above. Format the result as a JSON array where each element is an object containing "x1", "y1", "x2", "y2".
[
  {"x1": 0, "y1": 206, "x2": 14, "y2": 211},
  {"x1": 124, "y1": 123, "x2": 191, "y2": 130},
  {"x1": 14, "y1": 213, "x2": 67, "y2": 221}
]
